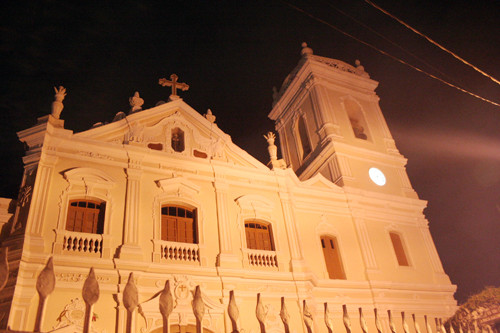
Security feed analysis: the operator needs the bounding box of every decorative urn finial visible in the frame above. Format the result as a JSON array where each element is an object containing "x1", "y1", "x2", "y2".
[
  {"x1": 204, "y1": 109, "x2": 216, "y2": 123},
  {"x1": 129, "y1": 91, "x2": 144, "y2": 114},
  {"x1": 301, "y1": 42, "x2": 313, "y2": 57}
]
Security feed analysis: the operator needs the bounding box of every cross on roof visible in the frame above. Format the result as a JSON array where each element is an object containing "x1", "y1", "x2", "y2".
[{"x1": 158, "y1": 74, "x2": 189, "y2": 100}]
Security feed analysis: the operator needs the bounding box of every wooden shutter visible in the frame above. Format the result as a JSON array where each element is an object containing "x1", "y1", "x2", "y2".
[
  {"x1": 245, "y1": 222, "x2": 273, "y2": 251},
  {"x1": 321, "y1": 236, "x2": 346, "y2": 279},
  {"x1": 66, "y1": 200, "x2": 104, "y2": 234},
  {"x1": 161, "y1": 206, "x2": 196, "y2": 243}
]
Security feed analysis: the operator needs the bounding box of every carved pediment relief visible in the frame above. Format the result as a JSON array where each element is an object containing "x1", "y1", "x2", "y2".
[
  {"x1": 125, "y1": 110, "x2": 226, "y2": 160},
  {"x1": 235, "y1": 194, "x2": 274, "y2": 220},
  {"x1": 156, "y1": 176, "x2": 201, "y2": 198},
  {"x1": 63, "y1": 167, "x2": 115, "y2": 190}
]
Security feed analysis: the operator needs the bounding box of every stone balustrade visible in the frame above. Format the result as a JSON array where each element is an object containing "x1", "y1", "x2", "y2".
[
  {"x1": 159, "y1": 240, "x2": 200, "y2": 263},
  {"x1": 246, "y1": 249, "x2": 278, "y2": 268},
  {"x1": 61, "y1": 231, "x2": 103, "y2": 255}
]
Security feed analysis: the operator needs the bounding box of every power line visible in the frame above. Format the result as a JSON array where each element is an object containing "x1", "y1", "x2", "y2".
[
  {"x1": 364, "y1": 0, "x2": 500, "y2": 86},
  {"x1": 322, "y1": 0, "x2": 467, "y2": 90},
  {"x1": 280, "y1": 0, "x2": 500, "y2": 107}
]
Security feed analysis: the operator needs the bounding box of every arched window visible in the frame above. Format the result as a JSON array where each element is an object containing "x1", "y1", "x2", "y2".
[
  {"x1": 389, "y1": 232, "x2": 409, "y2": 266},
  {"x1": 320, "y1": 235, "x2": 346, "y2": 279},
  {"x1": 171, "y1": 127, "x2": 185, "y2": 152},
  {"x1": 161, "y1": 205, "x2": 197, "y2": 243},
  {"x1": 245, "y1": 221, "x2": 274, "y2": 251},
  {"x1": 66, "y1": 199, "x2": 105, "y2": 234},
  {"x1": 296, "y1": 116, "x2": 312, "y2": 158},
  {"x1": 344, "y1": 99, "x2": 369, "y2": 140}
]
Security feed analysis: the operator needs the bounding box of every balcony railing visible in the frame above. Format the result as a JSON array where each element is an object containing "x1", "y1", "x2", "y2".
[
  {"x1": 59, "y1": 230, "x2": 103, "y2": 256},
  {"x1": 155, "y1": 240, "x2": 200, "y2": 263},
  {"x1": 246, "y1": 249, "x2": 278, "y2": 268}
]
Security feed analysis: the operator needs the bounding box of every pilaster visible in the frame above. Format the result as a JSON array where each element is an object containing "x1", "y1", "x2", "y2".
[
  {"x1": 118, "y1": 165, "x2": 143, "y2": 260},
  {"x1": 307, "y1": 78, "x2": 342, "y2": 141},
  {"x1": 214, "y1": 179, "x2": 239, "y2": 268},
  {"x1": 277, "y1": 190, "x2": 308, "y2": 273}
]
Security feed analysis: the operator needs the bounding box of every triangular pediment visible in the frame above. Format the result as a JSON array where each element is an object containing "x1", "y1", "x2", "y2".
[{"x1": 74, "y1": 99, "x2": 267, "y2": 170}]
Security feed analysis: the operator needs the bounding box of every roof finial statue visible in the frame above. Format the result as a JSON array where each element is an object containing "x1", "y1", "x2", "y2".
[
  {"x1": 264, "y1": 132, "x2": 278, "y2": 161},
  {"x1": 159, "y1": 74, "x2": 189, "y2": 101},
  {"x1": 301, "y1": 42, "x2": 313, "y2": 57},
  {"x1": 204, "y1": 109, "x2": 216, "y2": 123},
  {"x1": 264, "y1": 132, "x2": 286, "y2": 170},
  {"x1": 129, "y1": 91, "x2": 144, "y2": 114},
  {"x1": 51, "y1": 86, "x2": 67, "y2": 119},
  {"x1": 354, "y1": 59, "x2": 370, "y2": 78}
]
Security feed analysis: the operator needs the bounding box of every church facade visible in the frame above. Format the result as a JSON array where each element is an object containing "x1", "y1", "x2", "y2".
[{"x1": 0, "y1": 44, "x2": 456, "y2": 332}]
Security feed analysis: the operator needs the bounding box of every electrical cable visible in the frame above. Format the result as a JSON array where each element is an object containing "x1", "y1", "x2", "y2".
[
  {"x1": 322, "y1": 0, "x2": 466, "y2": 89},
  {"x1": 364, "y1": 0, "x2": 500, "y2": 86},
  {"x1": 280, "y1": 0, "x2": 500, "y2": 107}
]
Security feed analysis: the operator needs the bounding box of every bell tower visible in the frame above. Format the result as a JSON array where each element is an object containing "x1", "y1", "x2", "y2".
[{"x1": 269, "y1": 43, "x2": 417, "y2": 198}]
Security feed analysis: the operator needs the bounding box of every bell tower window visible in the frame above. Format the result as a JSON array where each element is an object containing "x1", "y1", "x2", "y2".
[
  {"x1": 296, "y1": 116, "x2": 312, "y2": 158},
  {"x1": 344, "y1": 99, "x2": 370, "y2": 140},
  {"x1": 171, "y1": 127, "x2": 185, "y2": 152},
  {"x1": 390, "y1": 232, "x2": 410, "y2": 266}
]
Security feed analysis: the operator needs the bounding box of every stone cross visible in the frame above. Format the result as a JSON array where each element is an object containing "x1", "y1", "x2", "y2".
[{"x1": 159, "y1": 74, "x2": 189, "y2": 100}]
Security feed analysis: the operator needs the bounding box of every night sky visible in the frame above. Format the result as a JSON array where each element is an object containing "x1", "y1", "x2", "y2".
[{"x1": 1, "y1": 1, "x2": 499, "y2": 304}]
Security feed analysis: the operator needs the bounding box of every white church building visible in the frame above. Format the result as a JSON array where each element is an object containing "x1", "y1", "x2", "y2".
[{"x1": 0, "y1": 44, "x2": 456, "y2": 333}]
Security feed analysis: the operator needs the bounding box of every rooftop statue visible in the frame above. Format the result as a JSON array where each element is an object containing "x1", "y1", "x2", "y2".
[
  {"x1": 129, "y1": 91, "x2": 144, "y2": 114},
  {"x1": 204, "y1": 108, "x2": 216, "y2": 123},
  {"x1": 51, "y1": 86, "x2": 67, "y2": 119}
]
